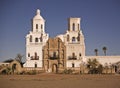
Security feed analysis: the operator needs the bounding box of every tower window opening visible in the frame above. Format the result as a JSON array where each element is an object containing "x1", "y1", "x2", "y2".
[
  {"x1": 34, "y1": 52, "x2": 39, "y2": 60},
  {"x1": 36, "y1": 24, "x2": 38, "y2": 29},
  {"x1": 72, "y1": 37, "x2": 76, "y2": 43},
  {"x1": 72, "y1": 63, "x2": 75, "y2": 68},
  {"x1": 72, "y1": 53, "x2": 75, "y2": 58},
  {"x1": 72, "y1": 23, "x2": 75, "y2": 31},
  {"x1": 28, "y1": 53, "x2": 30, "y2": 57},
  {"x1": 79, "y1": 53, "x2": 82, "y2": 57},
  {"x1": 35, "y1": 38, "x2": 39, "y2": 42},
  {"x1": 41, "y1": 24, "x2": 43, "y2": 29},
  {"x1": 78, "y1": 24, "x2": 79, "y2": 30}
]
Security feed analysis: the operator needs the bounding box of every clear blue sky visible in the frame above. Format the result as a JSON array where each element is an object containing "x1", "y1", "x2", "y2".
[{"x1": 0, "y1": 0, "x2": 120, "y2": 61}]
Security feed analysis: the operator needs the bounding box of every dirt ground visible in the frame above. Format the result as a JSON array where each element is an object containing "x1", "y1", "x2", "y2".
[{"x1": 0, "y1": 73, "x2": 120, "y2": 88}]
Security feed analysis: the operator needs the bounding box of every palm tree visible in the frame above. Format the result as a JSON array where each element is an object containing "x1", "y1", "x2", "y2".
[
  {"x1": 103, "y1": 46, "x2": 107, "y2": 56},
  {"x1": 94, "y1": 49, "x2": 98, "y2": 56}
]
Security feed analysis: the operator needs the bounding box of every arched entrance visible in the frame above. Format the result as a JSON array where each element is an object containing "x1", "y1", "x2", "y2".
[
  {"x1": 52, "y1": 64, "x2": 57, "y2": 73},
  {"x1": 10, "y1": 60, "x2": 22, "y2": 73}
]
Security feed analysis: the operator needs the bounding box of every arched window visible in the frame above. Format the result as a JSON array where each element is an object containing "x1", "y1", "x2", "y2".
[
  {"x1": 67, "y1": 34, "x2": 70, "y2": 42},
  {"x1": 72, "y1": 37, "x2": 76, "y2": 42},
  {"x1": 36, "y1": 24, "x2": 38, "y2": 29},
  {"x1": 28, "y1": 53, "x2": 30, "y2": 57},
  {"x1": 30, "y1": 35, "x2": 32, "y2": 42},
  {"x1": 78, "y1": 24, "x2": 79, "y2": 30},
  {"x1": 41, "y1": 24, "x2": 43, "y2": 29},
  {"x1": 72, "y1": 53, "x2": 75, "y2": 58},
  {"x1": 72, "y1": 23, "x2": 75, "y2": 31},
  {"x1": 79, "y1": 53, "x2": 82, "y2": 57},
  {"x1": 35, "y1": 38, "x2": 39, "y2": 42},
  {"x1": 72, "y1": 63, "x2": 75, "y2": 68},
  {"x1": 35, "y1": 62, "x2": 37, "y2": 68},
  {"x1": 53, "y1": 52, "x2": 57, "y2": 58},
  {"x1": 34, "y1": 52, "x2": 39, "y2": 60}
]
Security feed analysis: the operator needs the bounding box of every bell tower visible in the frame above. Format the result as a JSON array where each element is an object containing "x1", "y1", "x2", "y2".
[
  {"x1": 57, "y1": 17, "x2": 85, "y2": 68},
  {"x1": 32, "y1": 9, "x2": 45, "y2": 33},
  {"x1": 68, "y1": 18, "x2": 81, "y2": 32},
  {"x1": 24, "y1": 9, "x2": 49, "y2": 68}
]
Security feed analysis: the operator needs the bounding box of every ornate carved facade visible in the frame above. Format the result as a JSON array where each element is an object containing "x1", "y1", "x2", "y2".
[{"x1": 43, "y1": 37, "x2": 66, "y2": 73}]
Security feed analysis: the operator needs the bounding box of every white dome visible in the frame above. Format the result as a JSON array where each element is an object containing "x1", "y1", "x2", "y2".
[
  {"x1": 33, "y1": 9, "x2": 44, "y2": 20},
  {"x1": 36, "y1": 9, "x2": 40, "y2": 15}
]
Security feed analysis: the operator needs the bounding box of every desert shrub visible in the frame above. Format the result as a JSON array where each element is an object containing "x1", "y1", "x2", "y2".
[
  {"x1": 63, "y1": 69, "x2": 74, "y2": 74},
  {"x1": 88, "y1": 64, "x2": 103, "y2": 74},
  {"x1": 18, "y1": 71, "x2": 26, "y2": 75},
  {"x1": 87, "y1": 59, "x2": 103, "y2": 74},
  {"x1": 25, "y1": 70, "x2": 37, "y2": 75}
]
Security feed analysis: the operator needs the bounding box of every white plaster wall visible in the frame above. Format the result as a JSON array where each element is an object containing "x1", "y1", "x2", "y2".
[
  {"x1": 66, "y1": 44, "x2": 85, "y2": 59},
  {"x1": 24, "y1": 60, "x2": 42, "y2": 67},
  {"x1": 85, "y1": 56, "x2": 120, "y2": 66},
  {"x1": 67, "y1": 60, "x2": 83, "y2": 67}
]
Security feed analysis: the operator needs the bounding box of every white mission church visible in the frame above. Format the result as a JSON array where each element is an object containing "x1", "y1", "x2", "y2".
[{"x1": 23, "y1": 9, "x2": 120, "y2": 72}]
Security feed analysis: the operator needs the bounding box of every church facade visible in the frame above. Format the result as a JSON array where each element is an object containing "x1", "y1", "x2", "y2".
[
  {"x1": 23, "y1": 9, "x2": 120, "y2": 73},
  {"x1": 43, "y1": 37, "x2": 66, "y2": 72}
]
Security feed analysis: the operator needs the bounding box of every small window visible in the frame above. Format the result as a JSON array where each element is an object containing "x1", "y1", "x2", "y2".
[
  {"x1": 72, "y1": 53, "x2": 75, "y2": 57},
  {"x1": 79, "y1": 53, "x2": 81, "y2": 57},
  {"x1": 72, "y1": 63, "x2": 75, "y2": 68},
  {"x1": 36, "y1": 24, "x2": 38, "y2": 29},
  {"x1": 35, "y1": 63, "x2": 37, "y2": 68},
  {"x1": 53, "y1": 52, "x2": 57, "y2": 58},
  {"x1": 35, "y1": 38, "x2": 39, "y2": 42},
  {"x1": 41, "y1": 24, "x2": 43, "y2": 29},
  {"x1": 35, "y1": 52, "x2": 37, "y2": 57},
  {"x1": 72, "y1": 37, "x2": 76, "y2": 42},
  {"x1": 28, "y1": 53, "x2": 30, "y2": 57},
  {"x1": 78, "y1": 24, "x2": 79, "y2": 30},
  {"x1": 72, "y1": 23, "x2": 75, "y2": 31},
  {"x1": 30, "y1": 35, "x2": 32, "y2": 42}
]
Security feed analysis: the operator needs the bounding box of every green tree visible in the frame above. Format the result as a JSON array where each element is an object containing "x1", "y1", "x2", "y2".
[
  {"x1": 94, "y1": 49, "x2": 98, "y2": 56},
  {"x1": 103, "y1": 46, "x2": 107, "y2": 56}
]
